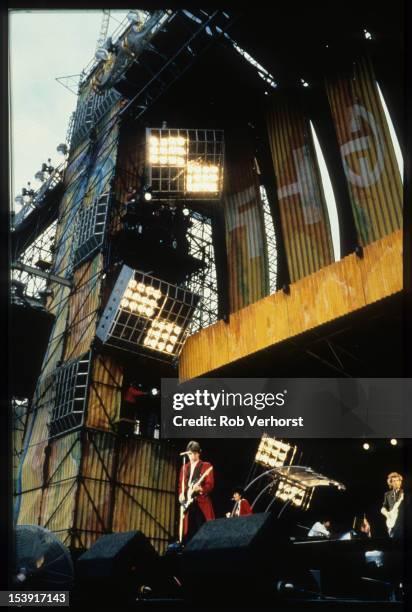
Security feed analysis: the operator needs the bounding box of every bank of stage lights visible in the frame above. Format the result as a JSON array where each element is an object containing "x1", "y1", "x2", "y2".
[
  {"x1": 255, "y1": 434, "x2": 298, "y2": 469},
  {"x1": 254, "y1": 435, "x2": 311, "y2": 509},
  {"x1": 146, "y1": 128, "x2": 224, "y2": 199},
  {"x1": 96, "y1": 265, "x2": 199, "y2": 361},
  {"x1": 274, "y1": 480, "x2": 308, "y2": 508}
]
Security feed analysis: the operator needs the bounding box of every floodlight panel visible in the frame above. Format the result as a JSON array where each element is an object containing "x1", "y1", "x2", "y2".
[
  {"x1": 275, "y1": 480, "x2": 307, "y2": 507},
  {"x1": 96, "y1": 265, "x2": 199, "y2": 361},
  {"x1": 255, "y1": 435, "x2": 295, "y2": 468},
  {"x1": 146, "y1": 127, "x2": 224, "y2": 200}
]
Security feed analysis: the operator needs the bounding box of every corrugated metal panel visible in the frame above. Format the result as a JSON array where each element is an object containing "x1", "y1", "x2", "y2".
[
  {"x1": 81, "y1": 429, "x2": 116, "y2": 481},
  {"x1": 224, "y1": 131, "x2": 269, "y2": 312},
  {"x1": 23, "y1": 373, "x2": 56, "y2": 447},
  {"x1": 49, "y1": 141, "x2": 90, "y2": 307},
  {"x1": 19, "y1": 441, "x2": 47, "y2": 492},
  {"x1": 15, "y1": 383, "x2": 53, "y2": 503},
  {"x1": 266, "y1": 100, "x2": 334, "y2": 283},
  {"x1": 15, "y1": 489, "x2": 43, "y2": 525},
  {"x1": 70, "y1": 530, "x2": 103, "y2": 551},
  {"x1": 86, "y1": 353, "x2": 123, "y2": 430},
  {"x1": 13, "y1": 402, "x2": 28, "y2": 495},
  {"x1": 82, "y1": 112, "x2": 119, "y2": 210},
  {"x1": 114, "y1": 438, "x2": 177, "y2": 553},
  {"x1": 53, "y1": 531, "x2": 72, "y2": 548},
  {"x1": 54, "y1": 109, "x2": 120, "y2": 278},
  {"x1": 63, "y1": 255, "x2": 103, "y2": 361},
  {"x1": 47, "y1": 431, "x2": 82, "y2": 485},
  {"x1": 22, "y1": 406, "x2": 50, "y2": 448},
  {"x1": 112, "y1": 485, "x2": 175, "y2": 554},
  {"x1": 43, "y1": 107, "x2": 119, "y2": 385},
  {"x1": 75, "y1": 478, "x2": 112, "y2": 534},
  {"x1": 40, "y1": 286, "x2": 71, "y2": 379},
  {"x1": 12, "y1": 402, "x2": 27, "y2": 452},
  {"x1": 325, "y1": 57, "x2": 402, "y2": 246},
  {"x1": 117, "y1": 438, "x2": 177, "y2": 491},
  {"x1": 179, "y1": 229, "x2": 402, "y2": 380},
  {"x1": 57, "y1": 141, "x2": 90, "y2": 232},
  {"x1": 41, "y1": 479, "x2": 77, "y2": 532}
]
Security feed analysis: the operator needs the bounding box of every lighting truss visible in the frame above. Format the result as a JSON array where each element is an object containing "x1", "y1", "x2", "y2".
[
  {"x1": 255, "y1": 434, "x2": 297, "y2": 469},
  {"x1": 146, "y1": 128, "x2": 224, "y2": 200},
  {"x1": 49, "y1": 352, "x2": 92, "y2": 438},
  {"x1": 186, "y1": 211, "x2": 218, "y2": 333},
  {"x1": 96, "y1": 265, "x2": 199, "y2": 361},
  {"x1": 70, "y1": 191, "x2": 110, "y2": 271},
  {"x1": 11, "y1": 221, "x2": 57, "y2": 300},
  {"x1": 270, "y1": 466, "x2": 345, "y2": 511},
  {"x1": 260, "y1": 185, "x2": 277, "y2": 293}
]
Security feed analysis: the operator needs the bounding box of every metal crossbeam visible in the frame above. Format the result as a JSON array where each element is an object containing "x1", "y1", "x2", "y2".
[{"x1": 11, "y1": 261, "x2": 72, "y2": 288}]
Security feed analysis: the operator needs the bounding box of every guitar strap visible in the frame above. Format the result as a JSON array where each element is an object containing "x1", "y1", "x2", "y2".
[{"x1": 190, "y1": 461, "x2": 204, "y2": 486}]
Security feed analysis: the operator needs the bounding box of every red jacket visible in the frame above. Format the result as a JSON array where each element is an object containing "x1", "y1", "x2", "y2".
[
  {"x1": 237, "y1": 498, "x2": 253, "y2": 516},
  {"x1": 123, "y1": 386, "x2": 146, "y2": 404},
  {"x1": 179, "y1": 460, "x2": 215, "y2": 536}
]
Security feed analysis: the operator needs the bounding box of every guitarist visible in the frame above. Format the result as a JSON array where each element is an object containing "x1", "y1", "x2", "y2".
[
  {"x1": 178, "y1": 441, "x2": 215, "y2": 543},
  {"x1": 381, "y1": 472, "x2": 404, "y2": 538}
]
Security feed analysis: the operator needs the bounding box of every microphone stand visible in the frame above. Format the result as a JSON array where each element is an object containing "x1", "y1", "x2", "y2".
[{"x1": 178, "y1": 455, "x2": 187, "y2": 543}]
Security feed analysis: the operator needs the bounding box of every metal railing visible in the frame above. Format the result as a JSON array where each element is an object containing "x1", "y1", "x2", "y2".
[{"x1": 12, "y1": 161, "x2": 66, "y2": 230}]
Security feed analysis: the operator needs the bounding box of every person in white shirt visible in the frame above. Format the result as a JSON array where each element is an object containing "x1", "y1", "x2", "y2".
[{"x1": 308, "y1": 519, "x2": 331, "y2": 539}]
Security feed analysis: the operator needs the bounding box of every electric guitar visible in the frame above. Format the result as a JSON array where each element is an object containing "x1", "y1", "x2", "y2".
[
  {"x1": 382, "y1": 492, "x2": 404, "y2": 534},
  {"x1": 180, "y1": 466, "x2": 213, "y2": 512},
  {"x1": 178, "y1": 465, "x2": 213, "y2": 542}
]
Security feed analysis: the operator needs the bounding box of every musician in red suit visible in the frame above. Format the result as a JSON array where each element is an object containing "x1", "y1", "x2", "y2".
[
  {"x1": 226, "y1": 487, "x2": 253, "y2": 517},
  {"x1": 179, "y1": 441, "x2": 215, "y2": 543}
]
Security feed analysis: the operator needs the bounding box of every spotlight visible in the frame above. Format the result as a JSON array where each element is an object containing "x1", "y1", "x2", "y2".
[
  {"x1": 146, "y1": 127, "x2": 224, "y2": 200},
  {"x1": 255, "y1": 434, "x2": 297, "y2": 469},
  {"x1": 151, "y1": 388, "x2": 159, "y2": 396},
  {"x1": 149, "y1": 134, "x2": 187, "y2": 167},
  {"x1": 127, "y1": 10, "x2": 140, "y2": 23},
  {"x1": 95, "y1": 47, "x2": 110, "y2": 61},
  {"x1": 56, "y1": 143, "x2": 68, "y2": 156},
  {"x1": 96, "y1": 265, "x2": 199, "y2": 361},
  {"x1": 275, "y1": 480, "x2": 306, "y2": 507},
  {"x1": 186, "y1": 161, "x2": 220, "y2": 193},
  {"x1": 140, "y1": 185, "x2": 153, "y2": 201},
  {"x1": 390, "y1": 439, "x2": 398, "y2": 446},
  {"x1": 35, "y1": 171, "x2": 45, "y2": 182},
  {"x1": 362, "y1": 442, "x2": 370, "y2": 450}
]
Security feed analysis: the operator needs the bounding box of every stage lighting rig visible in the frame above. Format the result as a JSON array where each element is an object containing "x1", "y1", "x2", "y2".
[
  {"x1": 255, "y1": 434, "x2": 298, "y2": 468},
  {"x1": 96, "y1": 265, "x2": 199, "y2": 362},
  {"x1": 146, "y1": 127, "x2": 224, "y2": 200},
  {"x1": 274, "y1": 479, "x2": 308, "y2": 508},
  {"x1": 269, "y1": 466, "x2": 346, "y2": 511}
]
